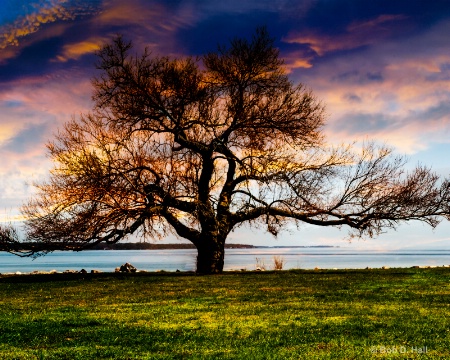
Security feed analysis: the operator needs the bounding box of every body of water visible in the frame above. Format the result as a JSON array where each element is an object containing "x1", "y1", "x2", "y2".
[{"x1": 1, "y1": 247, "x2": 450, "y2": 274}]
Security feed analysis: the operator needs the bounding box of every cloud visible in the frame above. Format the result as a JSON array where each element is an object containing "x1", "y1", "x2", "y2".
[
  {"x1": 0, "y1": 0, "x2": 74, "y2": 49},
  {"x1": 0, "y1": 44, "x2": 19, "y2": 64},
  {"x1": 347, "y1": 14, "x2": 408, "y2": 32},
  {"x1": 282, "y1": 49, "x2": 314, "y2": 73},
  {"x1": 0, "y1": 0, "x2": 102, "y2": 67},
  {"x1": 0, "y1": 70, "x2": 92, "y2": 118},
  {"x1": 1, "y1": 123, "x2": 48, "y2": 154},
  {"x1": 326, "y1": 112, "x2": 428, "y2": 154},
  {"x1": 284, "y1": 14, "x2": 408, "y2": 57},
  {"x1": 0, "y1": 69, "x2": 94, "y2": 212},
  {"x1": 99, "y1": 0, "x2": 196, "y2": 35},
  {"x1": 286, "y1": 19, "x2": 450, "y2": 153},
  {"x1": 54, "y1": 37, "x2": 103, "y2": 62}
]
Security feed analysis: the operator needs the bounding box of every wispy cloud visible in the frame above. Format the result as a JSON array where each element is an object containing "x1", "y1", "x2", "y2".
[
  {"x1": 284, "y1": 14, "x2": 408, "y2": 57},
  {"x1": 98, "y1": 0, "x2": 197, "y2": 40},
  {"x1": 54, "y1": 37, "x2": 104, "y2": 62}
]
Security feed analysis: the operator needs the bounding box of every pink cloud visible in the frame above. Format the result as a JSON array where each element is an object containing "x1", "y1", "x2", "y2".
[
  {"x1": 0, "y1": 74, "x2": 94, "y2": 213},
  {"x1": 282, "y1": 50, "x2": 314, "y2": 73},
  {"x1": 284, "y1": 14, "x2": 408, "y2": 57},
  {"x1": 285, "y1": 20, "x2": 450, "y2": 154}
]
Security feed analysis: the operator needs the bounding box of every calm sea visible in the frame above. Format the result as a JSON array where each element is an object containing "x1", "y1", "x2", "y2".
[{"x1": 1, "y1": 248, "x2": 450, "y2": 274}]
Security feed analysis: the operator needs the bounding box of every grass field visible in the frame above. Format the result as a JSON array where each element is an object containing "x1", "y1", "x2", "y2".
[{"x1": 0, "y1": 268, "x2": 449, "y2": 359}]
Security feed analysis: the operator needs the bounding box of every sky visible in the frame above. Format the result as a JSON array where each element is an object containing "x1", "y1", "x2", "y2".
[{"x1": 0, "y1": 0, "x2": 450, "y2": 249}]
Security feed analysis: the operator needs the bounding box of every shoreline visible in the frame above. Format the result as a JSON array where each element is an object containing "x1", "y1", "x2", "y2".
[
  {"x1": 2, "y1": 248, "x2": 450, "y2": 275},
  {"x1": 2, "y1": 264, "x2": 450, "y2": 278}
]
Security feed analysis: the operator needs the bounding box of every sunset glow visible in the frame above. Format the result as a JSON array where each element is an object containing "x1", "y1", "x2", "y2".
[{"x1": 1, "y1": 0, "x2": 449, "y2": 248}]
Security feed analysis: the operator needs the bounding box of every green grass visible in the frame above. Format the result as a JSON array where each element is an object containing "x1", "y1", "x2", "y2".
[{"x1": 1, "y1": 268, "x2": 450, "y2": 359}]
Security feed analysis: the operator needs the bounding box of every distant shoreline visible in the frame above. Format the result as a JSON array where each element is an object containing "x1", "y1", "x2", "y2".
[
  {"x1": 90, "y1": 243, "x2": 337, "y2": 250},
  {"x1": 1, "y1": 242, "x2": 337, "y2": 252}
]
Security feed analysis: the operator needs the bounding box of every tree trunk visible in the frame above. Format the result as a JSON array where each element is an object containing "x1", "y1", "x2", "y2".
[{"x1": 195, "y1": 236, "x2": 225, "y2": 274}]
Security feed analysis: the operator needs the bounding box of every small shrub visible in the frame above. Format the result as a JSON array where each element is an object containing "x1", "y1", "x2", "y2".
[
  {"x1": 273, "y1": 256, "x2": 285, "y2": 270},
  {"x1": 255, "y1": 257, "x2": 266, "y2": 271}
]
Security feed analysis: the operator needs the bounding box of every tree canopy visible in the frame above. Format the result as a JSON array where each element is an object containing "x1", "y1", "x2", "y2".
[{"x1": 1, "y1": 28, "x2": 449, "y2": 273}]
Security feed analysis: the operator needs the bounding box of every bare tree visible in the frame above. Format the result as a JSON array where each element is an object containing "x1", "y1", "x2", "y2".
[{"x1": 2, "y1": 28, "x2": 449, "y2": 273}]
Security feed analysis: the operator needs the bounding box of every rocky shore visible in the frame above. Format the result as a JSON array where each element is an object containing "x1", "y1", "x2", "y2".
[
  {"x1": 1, "y1": 264, "x2": 450, "y2": 277},
  {"x1": 0, "y1": 262, "x2": 138, "y2": 276}
]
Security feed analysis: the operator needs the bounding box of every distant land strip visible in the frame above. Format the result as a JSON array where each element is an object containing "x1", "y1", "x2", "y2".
[
  {"x1": 1, "y1": 241, "x2": 335, "y2": 252},
  {"x1": 91, "y1": 244, "x2": 336, "y2": 250},
  {"x1": 91, "y1": 243, "x2": 256, "y2": 250}
]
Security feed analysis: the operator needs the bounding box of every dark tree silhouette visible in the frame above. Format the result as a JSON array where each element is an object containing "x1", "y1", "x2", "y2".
[{"x1": 1, "y1": 28, "x2": 449, "y2": 273}]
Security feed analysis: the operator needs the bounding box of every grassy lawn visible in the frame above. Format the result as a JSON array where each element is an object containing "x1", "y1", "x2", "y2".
[{"x1": 0, "y1": 268, "x2": 449, "y2": 359}]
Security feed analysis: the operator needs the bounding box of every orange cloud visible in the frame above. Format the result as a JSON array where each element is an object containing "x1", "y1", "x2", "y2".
[
  {"x1": 55, "y1": 38, "x2": 104, "y2": 62},
  {"x1": 0, "y1": 0, "x2": 74, "y2": 49},
  {"x1": 283, "y1": 54, "x2": 313, "y2": 73},
  {"x1": 0, "y1": 0, "x2": 99, "y2": 50}
]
